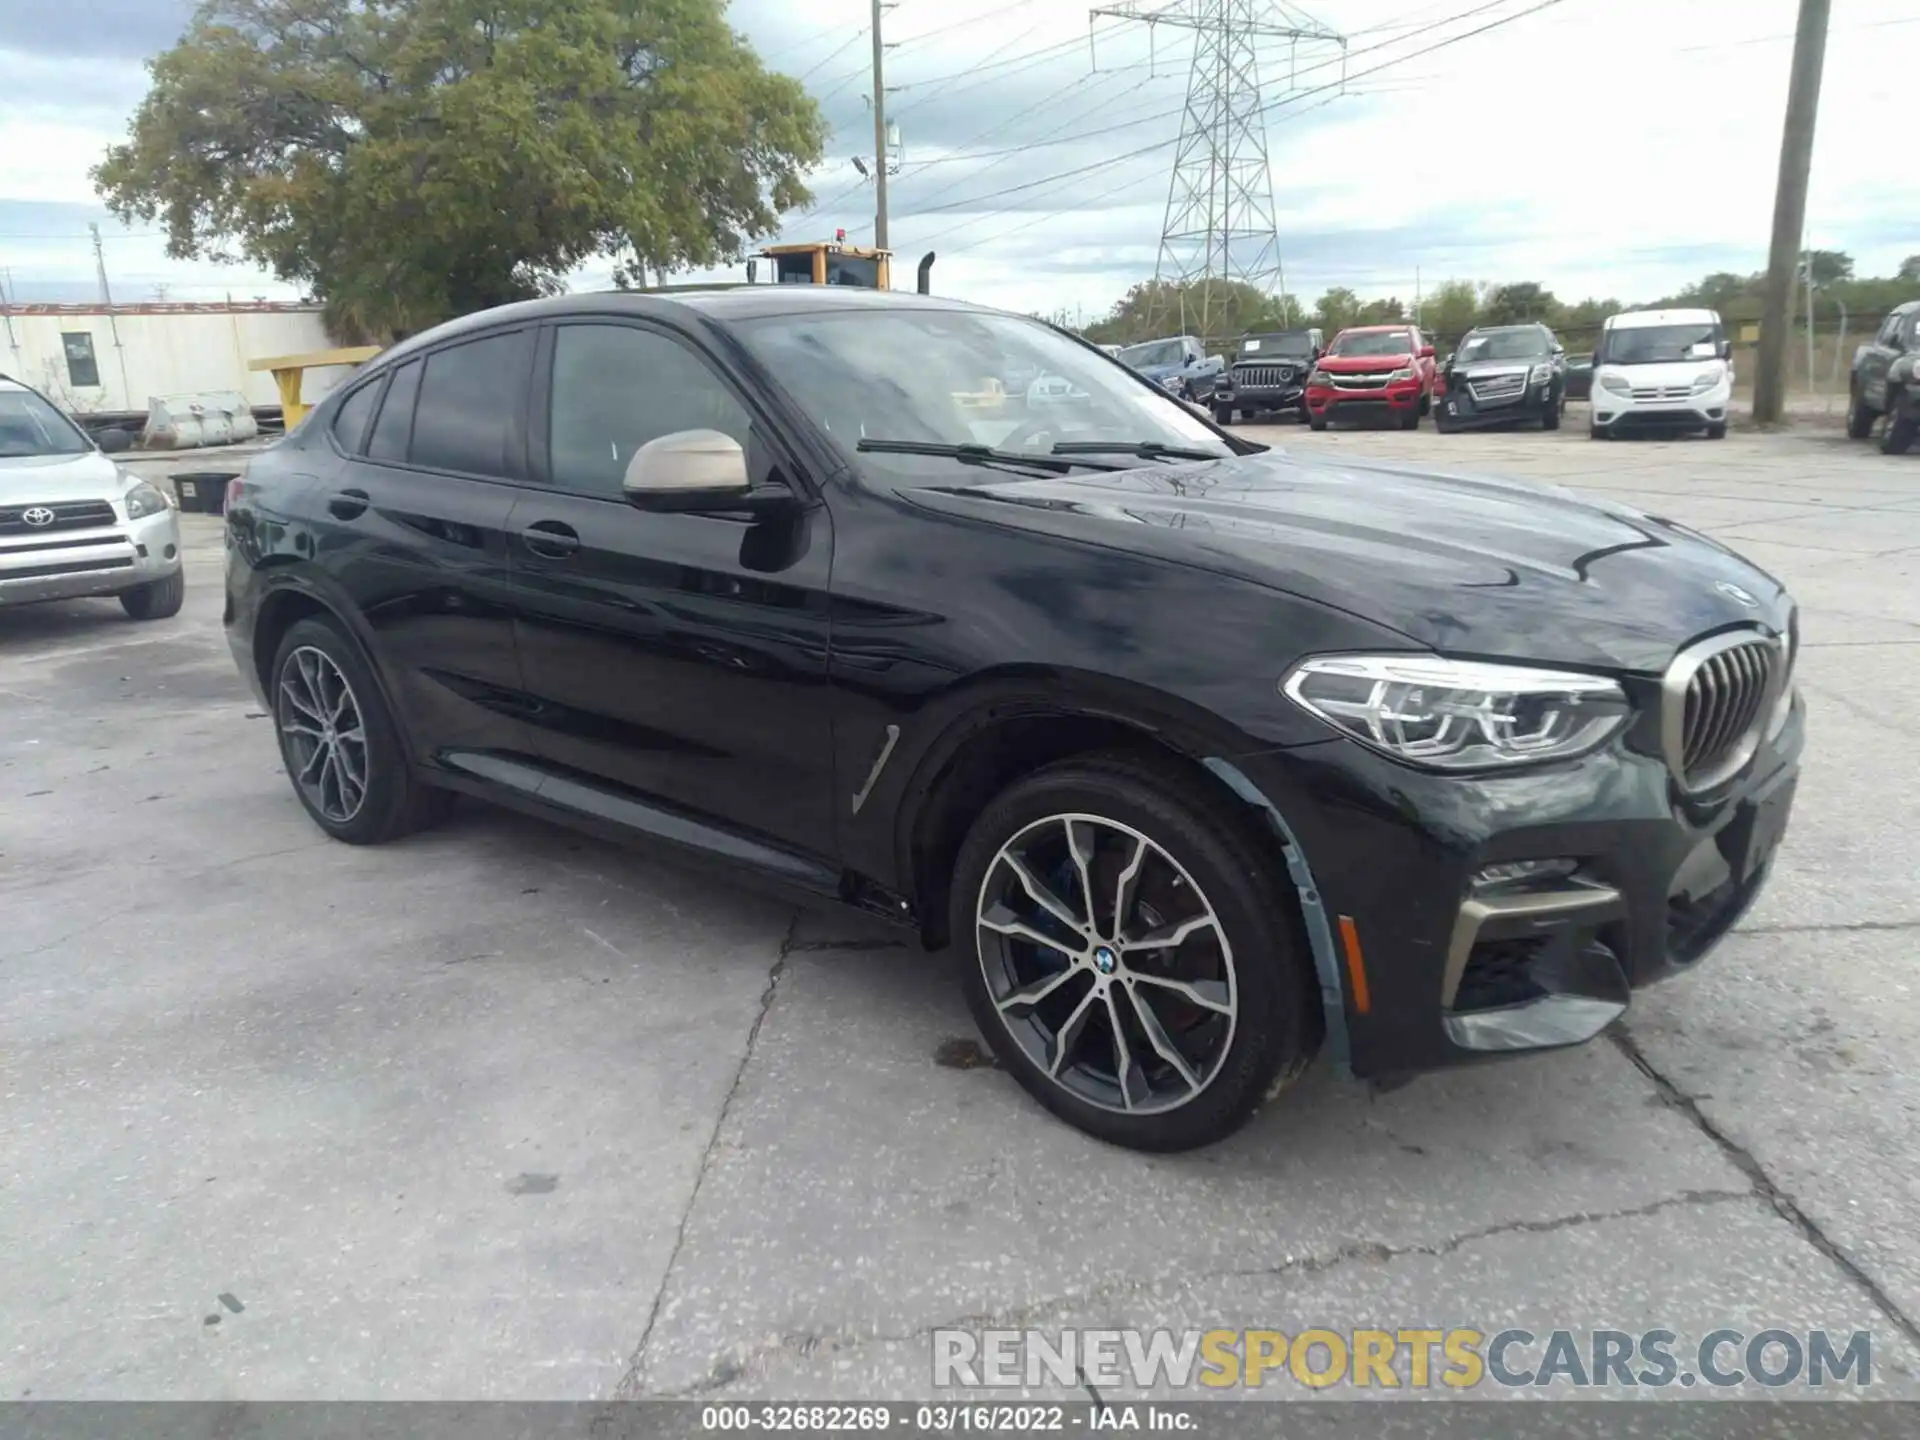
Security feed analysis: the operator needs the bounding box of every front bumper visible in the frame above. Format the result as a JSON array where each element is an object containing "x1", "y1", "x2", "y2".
[
  {"x1": 1216, "y1": 380, "x2": 1306, "y2": 415},
  {"x1": 1232, "y1": 694, "x2": 1805, "y2": 1079},
  {"x1": 1592, "y1": 379, "x2": 1731, "y2": 433},
  {"x1": 1306, "y1": 379, "x2": 1423, "y2": 423},
  {"x1": 0, "y1": 508, "x2": 182, "y2": 607},
  {"x1": 1438, "y1": 376, "x2": 1554, "y2": 428}
]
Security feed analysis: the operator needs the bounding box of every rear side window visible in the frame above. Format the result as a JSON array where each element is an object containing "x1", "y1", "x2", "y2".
[
  {"x1": 547, "y1": 324, "x2": 750, "y2": 498},
  {"x1": 331, "y1": 380, "x2": 382, "y2": 454},
  {"x1": 408, "y1": 330, "x2": 531, "y2": 478},
  {"x1": 367, "y1": 360, "x2": 421, "y2": 463}
]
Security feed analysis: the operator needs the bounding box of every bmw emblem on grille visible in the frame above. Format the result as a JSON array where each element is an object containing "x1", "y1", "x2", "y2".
[
  {"x1": 1715, "y1": 581, "x2": 1759, "y2": 607},
  {"x1": 22, "y1": 506, "x2": 56, "y2": 527}
]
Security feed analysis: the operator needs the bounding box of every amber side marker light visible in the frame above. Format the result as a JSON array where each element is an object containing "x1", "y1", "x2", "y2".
[{"x1": 1337, "y1": 914, "x2": 1372, "y2": 1015}]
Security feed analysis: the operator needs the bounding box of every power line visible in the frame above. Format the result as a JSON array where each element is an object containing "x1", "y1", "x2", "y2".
[{"x1": 794, "y1": 26, "x2": 869, "y2": 83}]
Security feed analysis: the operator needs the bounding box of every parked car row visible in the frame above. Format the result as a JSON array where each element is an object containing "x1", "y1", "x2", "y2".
[{"x1": 1113, "y1": 307, "x2": 1756, "y2": 443}]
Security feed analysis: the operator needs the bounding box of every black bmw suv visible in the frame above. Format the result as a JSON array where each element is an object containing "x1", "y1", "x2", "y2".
[{"x1": 225, "y1": 288, "x2": 1804, "y2": 1152}]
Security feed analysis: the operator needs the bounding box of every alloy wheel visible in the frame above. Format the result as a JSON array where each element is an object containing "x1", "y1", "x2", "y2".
[
  {"x1": 975, "y1": 812, "x2": 1238, "y2": 1115},
  {"x1": 276, "y1": 645, "x2": 370, "y2": 824}
]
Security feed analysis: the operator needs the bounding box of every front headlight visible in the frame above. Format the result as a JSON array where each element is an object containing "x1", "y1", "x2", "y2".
[
  {"x1": 124, "y1": 481, "x2": 171, "y2": 519},
  {"x1": 1387, "y1": 365, "x2": 1415, "y2": 381},
  {"x1": 1282, "y1": 655, "x2": 1631, "y2": 771},
  {"x1": 1766, "y1": 606, "x2": 1800, "y2": 740},
  {"x1": 1309, "y1": 369, "x2": 1332, "y2": 386},
  {"x1": 1529, "y1": 362, "x2": 1554, "y2": 385},
  {"x1": 1690, "y1": 364, "x2": 1726, "y2": 392},
  {"x1": 1598, "y1": 372, "x2": 1633, "y2": 396}
]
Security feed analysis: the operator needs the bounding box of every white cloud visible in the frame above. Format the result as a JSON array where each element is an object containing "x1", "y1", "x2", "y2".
[{"x1": 2, "y1": 0, "x2": 1913, "y2": 312}]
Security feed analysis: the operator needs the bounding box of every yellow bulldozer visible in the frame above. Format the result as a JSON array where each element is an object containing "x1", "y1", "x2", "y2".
[{"x1": 748, "y1": 231, "x2": 936, "y2": 294}]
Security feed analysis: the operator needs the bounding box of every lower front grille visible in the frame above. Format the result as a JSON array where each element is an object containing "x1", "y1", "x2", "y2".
[
  {"x1": 1467, "y1": 374, "x2": 1527, "y2": 404},
  {"x1": 1664, "y1": 633, "x2": 1782, "y2": 791},
  {"x1": 0, "y1": 500, "x2": 117, "y2": 536},
  {"x1": 0, "y1": 556, "x2": 135, "y2": 582},
  {"x1": 1329, "y1": 374, "x2": 1391, "y2": 390}
]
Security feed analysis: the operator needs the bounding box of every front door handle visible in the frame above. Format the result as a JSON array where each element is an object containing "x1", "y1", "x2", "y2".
[
  {"x1": 328, "y1": 488, "x2": 370, "y2": 520},
  {"x1": 521, "y1": 520, "x2": 580, "y2": 559}
]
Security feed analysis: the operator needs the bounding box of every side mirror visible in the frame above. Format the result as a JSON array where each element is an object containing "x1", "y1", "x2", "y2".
[
  {"x1": 1441, "y1": 352, "x2": 1454, "y2": 369},
  {"x1": 622, "y1": 429, "x2": 768, "y2": 513},
  {"x1": 96, "y1": 428, "x2": 133, "y2": 454},
  {"x1": 1418, "y1": 344, "x2": 1436, "y2": 360},
  {"x1": 1718, "y1": 340, "x2": 1731, "y2": 360}
]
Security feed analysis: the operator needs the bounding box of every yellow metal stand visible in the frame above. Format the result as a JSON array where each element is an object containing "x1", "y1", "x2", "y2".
[{"x1": 248, "y1": 346, "x2": 382, "y2": 428}]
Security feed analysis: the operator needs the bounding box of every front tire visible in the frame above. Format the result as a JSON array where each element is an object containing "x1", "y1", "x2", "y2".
[
  {"x1": 1400, "y1": 405, "x2": 1421, "y2": 431},
  {"x1": 1434, "y1": 408, "x2": 1457, "y2": 435},
  {"x1": 1883, "y1": 394, "x2": 1916, "y2": 455},
  {"x1": 951, "y1": 753, "x2": 1321, "y2": 1152},
  {"x1": 270, "y1": 616, "x2": 451, "y2": 845},
  {"x1": 119, "y1": 569, "x2": 184, "y2": 620},
  {"x1": 1214, "y1": 406, "x2": 1234, "y2": 427},
  {"x1": 1705, "y1": 422, "x2": 1728, "y2": 440},
  {"x1": 1542, "y1": 393, "x2": 1563, "y2": 431},
  {"x1": 1307, "y1": 414, "x2": 1328, "y2": 432},
  {"x1": 1846, "y1": 383, "x2": 1878, "y2": 440}
]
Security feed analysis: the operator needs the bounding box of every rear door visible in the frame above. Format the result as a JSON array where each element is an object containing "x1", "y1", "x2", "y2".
[
  {"x1": 311, "y1": 327, "x2": 541, "y2": 771},
  {"x1": 505, "y1": 317, "x2": 838, "y2": 865},
  {"x1": 1861, "y1": 312, "x2": 1904, "y2": 407}
]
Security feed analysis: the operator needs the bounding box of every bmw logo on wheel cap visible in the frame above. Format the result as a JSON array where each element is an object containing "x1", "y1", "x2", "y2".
[{"x1": 1093, "y1": 945, "x2": 1118, "y2": 975}]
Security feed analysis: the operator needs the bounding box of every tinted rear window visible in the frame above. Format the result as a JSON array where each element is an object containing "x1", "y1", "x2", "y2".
[
  {"x1": 367, "y1": 361, "x2": 421, "y2": 463},
  {"x1": 408, "y1": 331, "x2": 530, "y2": 477},
  {"x1": 331, "y1": 380, "x2": 382, "y2": 453}
]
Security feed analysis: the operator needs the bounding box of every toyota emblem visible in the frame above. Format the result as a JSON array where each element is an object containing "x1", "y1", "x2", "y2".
[
  {"x1": 1715, "y1": 581, "x2": 1759, "y2": 608},
  {"x1": 21, "y1": 506, "x2": 56, "y2": 527}
]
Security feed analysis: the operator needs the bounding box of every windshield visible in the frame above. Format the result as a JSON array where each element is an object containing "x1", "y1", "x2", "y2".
[
  {"x1": 1116, "y1": 339, "x2": 1184, "y2": 368},
  {"x1": 0, "y1": 389, "x2": 93, "y2": 458},
  {"x1": 1329, "y1": 330, "x2": 1414, "y2": 358},
  {"x1": 1599, "y1": 322, "x2": 1723, "y2": 366},
  {"x1": 1239, "y1": 333, "x2": 1314, "y2": 358},
  {"x1": 1456, "y1": 329, "x2": 1550, "y2": 363},
  {"x1": 735, "y1": 310, "x2": 1231, "y2": 483}
]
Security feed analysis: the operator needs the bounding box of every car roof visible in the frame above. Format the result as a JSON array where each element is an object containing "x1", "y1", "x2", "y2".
[
  {"x1": 0, "y1": 376, "x2": 29, "y2": 393},
  {"x1": 1465, "y1": 322, "x2": 1546, "y2": 334},
  {"x1": 1608, "y1": 308, "x2": 1720, "y2": 329},
  {"x1": 362, "y1": 285, "x2": 1002, "y2": 373},
  {"x1": 1339, "y1": 324, "x2": 1412, "y2": 334}
]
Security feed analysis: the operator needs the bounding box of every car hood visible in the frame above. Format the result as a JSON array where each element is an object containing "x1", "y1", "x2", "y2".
[
  {"x1": 0, "y1": 449, "x2": 123, "y2": 501},
  {"x1": 909, "y1": 451, "x2": 1790, "y2": 673},
  {"x1": 1319, "y1": 354, "x2": 1411, "y2": 374}
]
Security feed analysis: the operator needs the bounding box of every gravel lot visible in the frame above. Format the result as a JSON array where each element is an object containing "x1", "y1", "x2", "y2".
[{"x1": 4, "y1": 414, "x2": 1918, "y2": 1404}]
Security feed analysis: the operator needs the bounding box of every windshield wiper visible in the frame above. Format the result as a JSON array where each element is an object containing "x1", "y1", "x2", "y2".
[
  {"x1": 1049, "y1": 440, "x2": 1225, "y2": 463},
  {"x1": 856, "y1": 439, "x2": 1127, "y2": 474}
]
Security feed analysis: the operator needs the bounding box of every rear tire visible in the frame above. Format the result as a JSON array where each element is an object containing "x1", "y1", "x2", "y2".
[
  {"x1": 120, "y1": 569, "x2": 185, "y2": 620},
  {"x1": 950, "y1": 752, "x2": 1321, "y2": 1152},
  {"x1": 1846, "y1": 383, "x2": 1878, "y2": 440},
  {"x1": 269, "y1": 615, "x2": 452, "y2": 845}
]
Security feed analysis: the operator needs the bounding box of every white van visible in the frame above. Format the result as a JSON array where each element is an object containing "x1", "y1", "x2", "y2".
[{"x1": 1589, "y1": 307, "x2": 1732, "y2": 440}]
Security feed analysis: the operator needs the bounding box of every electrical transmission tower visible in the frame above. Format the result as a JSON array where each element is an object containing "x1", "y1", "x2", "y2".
[{"x1": 1090, "y1": 1, "x2": 1343, "y2": 337}]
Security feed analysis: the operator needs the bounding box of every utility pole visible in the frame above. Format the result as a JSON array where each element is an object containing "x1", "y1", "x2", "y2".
[
  {"x1": 1752, "y1": 0, "x2": 1830, "y2": 425},
  {"x1": 871, "y1": 0, "x2": 890, "y2": 251},
  {"x1": 89, "y1": 222, "x2": 115, "y2": 307}
]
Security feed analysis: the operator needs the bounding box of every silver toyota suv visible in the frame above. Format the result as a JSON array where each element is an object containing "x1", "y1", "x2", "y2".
[{"x1": 1, "y1": 374, "x2": 184, "y2": 619}]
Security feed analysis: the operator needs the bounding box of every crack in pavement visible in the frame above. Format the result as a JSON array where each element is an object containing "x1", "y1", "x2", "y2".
[
  {"x1": 649, "y1": 1187, "x2": 1753, "y2": 1399},
  {"x1": 612, "y1": 910, "x2": 800, "y2": 1400},
  {"x1": 1736, "y1": 919, "x2": 1920, "y2": 936},
  {"x1": 1610, "y1": 1029, "x2": 1920, "y2": 1355}
]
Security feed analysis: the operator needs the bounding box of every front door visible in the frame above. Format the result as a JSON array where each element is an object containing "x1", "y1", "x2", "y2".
[
  {"x1": 315, "y1": 329, "x2": 541, "y2": 770},
  {"x1": 506, "y1": 319, "x2": 838, "y2": 865}
]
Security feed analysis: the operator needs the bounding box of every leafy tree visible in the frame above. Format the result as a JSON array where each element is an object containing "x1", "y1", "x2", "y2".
[
  {"x1": 1898, "y1": 255, "x2": 1920, "y2": 284},
  {"x1": 1082, "y1": 277, "x2": 1294, "y2": 347},
  {"x1": 1419, "y1": 279, "x2": 1482, "y2": 349},
  {"x1": 94, "y1": 0, "x2": 827, "y2": 338},
  {"x1": 1482, "y1": 281, "x2": 1558, "y2": 326},
  {"x1": 1355, "y1": 296, "x2": 1407, "y2": 325},
  {"x1": 1802, "y1": 249, "x2": 1854, "y2": 286},
  {"x1": 1310, "y1": 286, "x2": 1362, "y2": 334}
]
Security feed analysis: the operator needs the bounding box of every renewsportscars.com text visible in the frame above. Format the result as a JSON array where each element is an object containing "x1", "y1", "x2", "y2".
[{"x1": 932, "y1": 1327, "x2": 1873, "y2": 1391}]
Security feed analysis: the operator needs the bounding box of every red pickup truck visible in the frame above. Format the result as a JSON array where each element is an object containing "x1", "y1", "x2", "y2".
[{"x1": 1304, "y1": 324, "x2": 1437, "y2": 431}]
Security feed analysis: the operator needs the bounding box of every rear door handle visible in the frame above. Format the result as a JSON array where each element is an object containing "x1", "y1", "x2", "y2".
[
  {"x1": 520, "y1": 520, "x2": 580, "y2": 559},
  {"x1": 328, "y1": 488, "x2": 370, "y2": 520}
]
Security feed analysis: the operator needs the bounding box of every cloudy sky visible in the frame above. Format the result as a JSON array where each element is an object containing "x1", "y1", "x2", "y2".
[{"x1": 0, "y1": 0, "x2": 1911, "y2": 319}]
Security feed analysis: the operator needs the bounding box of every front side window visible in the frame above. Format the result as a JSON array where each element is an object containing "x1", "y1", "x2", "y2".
[
  {"x1": 734, "y1": 308, "x2": 1230, "y2": 486},
  {"x1": 409, "y1": 330, "x2": 531, "y2": 478},
  {"x1": 547, "y1": 324, "x2": 750, "y2": 498},
  {"x1": 0, "y1": 387, "x2": 93, "y2": 457},
  {"x1": 824, "y1": 255, "x2": 880, "y2": 287},
  {"x1": 1329, "y1": 330, "x2": 1414, "y2": 357},
  {"x1": 1599, "y1": 322, "x2": 1724, "y2": 366}
]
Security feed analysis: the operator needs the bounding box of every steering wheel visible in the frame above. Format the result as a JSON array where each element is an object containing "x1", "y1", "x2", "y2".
[{"x1": 996, "y1": 414, "x2": 1064, "y2": 454}]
